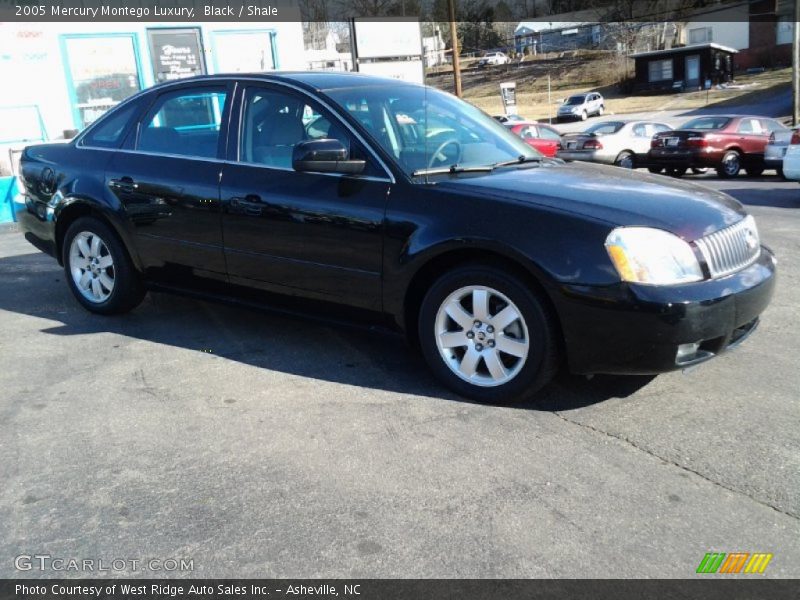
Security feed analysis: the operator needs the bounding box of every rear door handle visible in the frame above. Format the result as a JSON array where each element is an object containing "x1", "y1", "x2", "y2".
[{"x1": 110, "y1": 176, "x2": 137, "y2": 193}]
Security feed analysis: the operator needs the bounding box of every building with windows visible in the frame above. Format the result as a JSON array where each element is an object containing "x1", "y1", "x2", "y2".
[
  {"x1": 0, "y1": 21, "x2": 305, "y2": 175},
  {"x1": 630, "y1": 43, "x2": 737, "y2": 94}
]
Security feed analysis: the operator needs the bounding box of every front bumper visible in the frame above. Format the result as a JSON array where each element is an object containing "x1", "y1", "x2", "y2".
[{"x1": 556, "y1": 246, "x2": 777, "y2": 375}]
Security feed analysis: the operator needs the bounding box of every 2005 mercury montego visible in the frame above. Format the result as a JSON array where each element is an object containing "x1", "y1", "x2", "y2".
[{"x1": 16, "y1": 72, "x2": 776, "y2": 403}]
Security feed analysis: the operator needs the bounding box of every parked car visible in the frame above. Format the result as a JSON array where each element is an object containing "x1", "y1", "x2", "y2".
[
  {"x1": 504, "y1": 121, "x2": 563, "y2": 157},
  {"x1": 649, "y1": 115, "x2": 788, "y2": 178},
  {"x1": 557, "y1": 120, "x2": 672, "y2": 168},
  {"x1": 782, "y1": 129, "x2": 800, "y2": 181},
  {"x1": 16, "y1": 73, "x2": 775, "y2": 404},
  {"x1": 556, "y1": 93, "x2": 604, "y2": 122},
  {"x1": 478, "y1": 52, "x2": 510, "y2": 67},
  {"x1": 493, "y1": 114, "x2": 527, "y2": 124},
  {"x1": 764, "y1": 126, "x2": 796, "y2": 178}
]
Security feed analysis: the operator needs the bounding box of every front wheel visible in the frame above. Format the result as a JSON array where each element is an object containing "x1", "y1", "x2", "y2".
[
  {"x1": 598, "y1": 105, "x2": 605, "y2": 116},
  {"x1": 717, "y1": 150, "x2": 741, "y2": 178},
  {"x1": 580, "y1": 110, "x2": 588, "y2": 121},
  {"x1": 418, "y1": 265, "x2": 559, "y2": 404},
  {"x1": 63, "y1": 216, "x2": 145, "y2": 315}
]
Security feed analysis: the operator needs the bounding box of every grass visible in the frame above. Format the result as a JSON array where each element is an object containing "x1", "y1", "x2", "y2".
[{"x1": 426, "y1": 55, "x2": 792, "y2": 122}]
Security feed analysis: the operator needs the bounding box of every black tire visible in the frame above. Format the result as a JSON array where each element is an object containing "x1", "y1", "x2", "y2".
[
  {"x1": 666, "y1": 167, "x2": 687, "y2": 178},
  {"x1": 62, "y1": 216, "x2": 145, "y2": 315},
  {"x1": 418, "y1": 264, "x2": 559, "y2": 404},
  {"x1": 717, "y1": 150, "x2": 741, "y2": 178},
  {"x1": 614, "y1": 151, "x2": 635, "y2": 169},
  {"x1": 745, "y1": 166, "x2": 764, "y2": 177},
  {"x1": 580, "y1": 110, "x2": 588, "y2": 121},
  {"x1": 647, "y1": 166, "x2": 664, "y2": 174},
  {"x1": 777, "y1": 165, "x2": 786, "y2": 179}
]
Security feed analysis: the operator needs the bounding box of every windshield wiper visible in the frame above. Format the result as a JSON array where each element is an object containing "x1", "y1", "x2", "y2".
[
  {"x1": 411, "y1": 164, "x2": 495, "y2": 177},
  {"x1": 491, "y1": 155, "x2": 543, "y2": 169}
]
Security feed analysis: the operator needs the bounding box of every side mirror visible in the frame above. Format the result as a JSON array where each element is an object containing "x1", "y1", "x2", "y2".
[{"x1": 292, "y1": 139, "x2": 365, "y2": 175}]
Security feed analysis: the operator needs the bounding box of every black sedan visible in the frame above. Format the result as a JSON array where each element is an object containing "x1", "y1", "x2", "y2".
[{"x1": 16, "y1": 72, "x2": 776, "y2": 404}]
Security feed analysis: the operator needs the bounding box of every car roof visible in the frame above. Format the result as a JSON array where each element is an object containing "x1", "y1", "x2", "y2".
[{"x1": 147, "y1": 71, "x2": 424, "y2": 93}]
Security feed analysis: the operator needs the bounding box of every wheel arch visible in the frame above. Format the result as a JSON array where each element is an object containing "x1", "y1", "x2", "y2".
[
  {"x1": 402, "y1": 246, "x2": 565, "y2": 355},
  {"x1": 54, "y1": 198, "x2": 141, "y2": 271}
]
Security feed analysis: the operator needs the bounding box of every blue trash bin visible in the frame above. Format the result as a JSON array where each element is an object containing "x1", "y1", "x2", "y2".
[{"x1": 0, "y1": 176, "x2": 18, "y2": 223}]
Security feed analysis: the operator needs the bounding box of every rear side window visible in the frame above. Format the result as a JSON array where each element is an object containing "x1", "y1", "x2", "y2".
[
  {"x1": 137, "y1": 87, "x2": 227, "y2": 158},
  {"x1": 81, "y1": 103, "x2": 139, "y2": 149}
]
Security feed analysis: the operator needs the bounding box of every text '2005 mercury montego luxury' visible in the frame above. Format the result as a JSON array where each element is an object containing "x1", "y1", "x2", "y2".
[{"x1": 16, "y1": 72, "x2": 776, "y2": 403}]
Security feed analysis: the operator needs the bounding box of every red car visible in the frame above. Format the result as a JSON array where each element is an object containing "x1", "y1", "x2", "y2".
[
  {"x1": 504, "y1": 121, "x2": 563, "y2": 157},
  {"x1": 648, "y1": 115, "x2": 788, "y2": 178}
]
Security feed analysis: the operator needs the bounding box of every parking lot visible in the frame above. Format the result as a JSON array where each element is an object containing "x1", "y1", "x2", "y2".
[{"x1": 0, "y1": 174, "x2": 798, "y2": 578}]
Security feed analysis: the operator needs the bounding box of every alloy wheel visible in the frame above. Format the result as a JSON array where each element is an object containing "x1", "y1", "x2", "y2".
[
  {"x1": 434, "y1": 285, "x2": 530, "y2": 387},
  {"x1": 69, "y1": 231, "x2": 115, "y2": 303}
]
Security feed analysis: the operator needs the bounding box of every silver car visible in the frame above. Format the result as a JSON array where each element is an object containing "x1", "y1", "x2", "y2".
[
  {"x1": 557, "y1": 120, "x2": 672, "y2": 169},
  {"x1": 764, "y1": 126, "x2": 797, "y2": 178},
  {"x1": 556, "y1": 92, "x2": 604, "y2": 122}
]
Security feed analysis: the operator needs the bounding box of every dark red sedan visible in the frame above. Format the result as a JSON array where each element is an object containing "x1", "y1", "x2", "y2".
[
  {"x1": 648, "y1": 115, "x2": 788, "y2": 178},
  {"x1": 504, "y1": 121, "x2": 563, "y2": 157}
]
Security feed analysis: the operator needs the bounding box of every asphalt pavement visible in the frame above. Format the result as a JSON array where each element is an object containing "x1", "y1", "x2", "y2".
[{"x1": 0, "y1": 175, "x2": 798, "y2": 578}]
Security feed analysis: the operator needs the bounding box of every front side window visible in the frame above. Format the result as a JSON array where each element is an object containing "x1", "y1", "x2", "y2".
[
  {"x1": 238, "y1": 86, "x2": 380, "y2": 175},
  {"x1": 137, "y1": 87, "x2": 227, "y2": 158},
  {"x1": 325, "y1": 84, "x2": 539, "y2": 177}
]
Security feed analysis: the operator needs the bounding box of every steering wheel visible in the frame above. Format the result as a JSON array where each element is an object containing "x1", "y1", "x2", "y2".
[{"x1": 427, "y1": 138, "x2": 462, "y2": 169}]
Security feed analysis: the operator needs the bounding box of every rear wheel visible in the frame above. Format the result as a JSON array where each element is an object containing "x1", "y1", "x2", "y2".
[
  {"x1": 614, "y1": 151, "x2": 635, "y2": 169},
  {"x1": 666, "y1": 167, "x2": 686, "y2": 178},
  {"x1": 418, "y1": 265, "x2": 559, "y2": 404},
  {"x1": 63, "y1": 216, "x2": 145, "y2": 315},
  {"x1": 717, "y1": 150, "x2": 741, "y2": 178}
]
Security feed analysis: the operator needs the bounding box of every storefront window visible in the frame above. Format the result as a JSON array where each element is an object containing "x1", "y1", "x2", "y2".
[
  {"x1": 63, "y1": 35, "x2": 141, "y2": 129},
  {"x1": 213, "y1": 31, "x2": 275, "y2": 73}
]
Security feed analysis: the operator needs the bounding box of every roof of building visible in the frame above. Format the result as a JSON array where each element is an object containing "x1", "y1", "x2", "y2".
[{"x1": 630, "y1": 42, "x2": 738, "y2": 59}]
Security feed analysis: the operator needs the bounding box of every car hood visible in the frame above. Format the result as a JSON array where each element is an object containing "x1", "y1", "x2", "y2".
[{"x1": 435, "y1": 161, "x2": 746, "y2": 240}]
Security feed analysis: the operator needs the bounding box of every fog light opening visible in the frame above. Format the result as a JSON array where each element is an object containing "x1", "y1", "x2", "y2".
[{"x1": 676, "y1": 342, "x2": 700, "y2": 364}]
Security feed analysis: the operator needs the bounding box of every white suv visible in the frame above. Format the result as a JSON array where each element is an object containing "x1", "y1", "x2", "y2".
[
  {"x1": 557, "y1": 92, "x2": 605, "y2": 122},
  {"x1": 478, "y1": 52, "x2": 510, "y2": 67}
]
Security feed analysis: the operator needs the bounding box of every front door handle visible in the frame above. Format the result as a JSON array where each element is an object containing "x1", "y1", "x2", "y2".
[{"x1": 110, "y1": 176, "x2": 137, "y2": 193}]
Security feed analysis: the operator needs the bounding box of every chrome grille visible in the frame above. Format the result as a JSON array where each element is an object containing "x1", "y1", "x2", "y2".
[{"x1": 695, "y1": 215, "x2": 760, "y2": 278}]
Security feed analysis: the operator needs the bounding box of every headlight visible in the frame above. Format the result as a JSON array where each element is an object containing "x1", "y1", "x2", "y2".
[{"x1": 605, "y1": 227, "x2": 703, "y2": 285}]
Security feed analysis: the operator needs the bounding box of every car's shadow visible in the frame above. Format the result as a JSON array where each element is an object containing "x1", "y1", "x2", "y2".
[{"x1": 0, "y1": 250, "x2": 656, "y2": 411}]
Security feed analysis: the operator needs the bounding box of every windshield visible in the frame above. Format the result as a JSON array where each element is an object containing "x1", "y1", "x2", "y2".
[
  {"x1": 585, "y1": 121, "x2": 624, "y2": 135},
  {"x1": 565, "y1": 95, "x2": 586, "y2": 105},
  {"x1": 681, "y1": 116, "x2": 731, "y2": 130},
  {"x1": 324, "y1": 84, "x2": 540, "y2": 177}
]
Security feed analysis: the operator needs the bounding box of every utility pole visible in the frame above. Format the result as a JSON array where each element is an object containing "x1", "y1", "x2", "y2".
[
  {"x1": 793, "y1": 0, "x2": 799, "y2": 125},
  {"x1": 448, "y1": 0, "x2": 462, "y2": 97}
]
